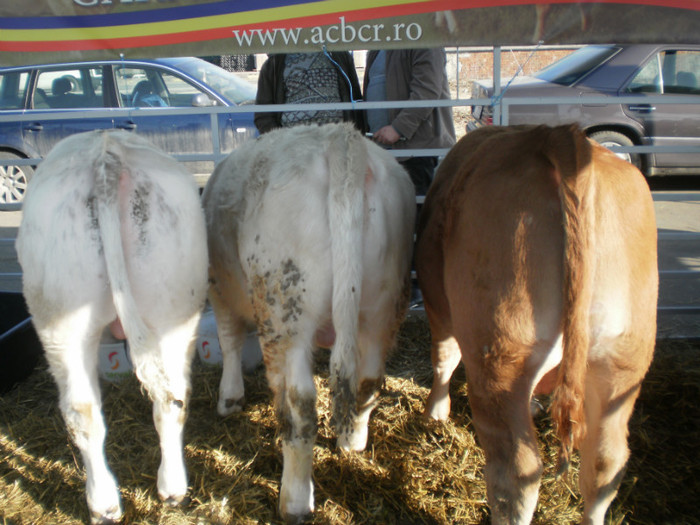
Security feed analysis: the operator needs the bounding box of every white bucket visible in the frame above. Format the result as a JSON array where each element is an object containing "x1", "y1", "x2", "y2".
[
  {"x1": 196, "y1": 309, "x2": 262, "y2": 372},
  {"x1": 98, "y1": 332, "x2": 132, "y2": 382},
  {"x1": 196, "y1": 310, "x2": 222, "y2": 366}
]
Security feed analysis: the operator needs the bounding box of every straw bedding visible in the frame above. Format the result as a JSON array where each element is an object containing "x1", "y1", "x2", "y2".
[{"x1": 1, "y1": 315, "x2": 698, "y2": 524}]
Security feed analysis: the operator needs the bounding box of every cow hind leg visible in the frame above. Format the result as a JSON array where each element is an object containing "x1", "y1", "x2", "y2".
[
  {"x1": 469, "y1": 386, "x2": 542, "y2": 525},
  {"x1": 40, "y1": 316, "x2": 123, "y2": 524},
  {"x1": 335, "y1": 332, "x2": 380, "y2": 451},
  {"x1": 275, "y1": 343, "x2": 317, "y2": 523},
  {"x1": 336, "y1": 308, "x2": 398, "y2": 452},
  {"x1": 579, "y1": 361, "x2": 645, "y2": 525},
  {"x1": 424, "y1": 334, "x2": 462, "y2": 421},
  {"x1": 137, "y1": 319, "x2": 198, "y2": 506},
  {"x1": 209, "y1": 292, "x2": 247, "y2": 415}
]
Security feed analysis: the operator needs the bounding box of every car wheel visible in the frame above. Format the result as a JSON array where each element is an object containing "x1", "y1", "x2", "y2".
[
  {"x1": 0, "y1": 152, "x2": 33, "y2": 210},
  {"x1": 588, "y1": 130, "x2": 642, "y2": 171}
]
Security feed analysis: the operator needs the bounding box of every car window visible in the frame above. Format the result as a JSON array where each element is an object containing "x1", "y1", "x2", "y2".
[
  {"x1": 626, "y1": 50, "x2": 700, "y2": 95},
  {"x1": 168, "y1": 57, "x2": 256, "y2": 104},
  {"x1": 116, "y1": 66, "x2": 166, "y2": 107},
  {"x1": 115, "y1": 66, "x2": 209, "y2": 108},
  {"x1": 626, "y1": 55, "x2": 663, "y2": 93},
  {"x1": 669, "y1": 50, "x2": 700, "y2": 94},
  {"x1": 534, "y1": 45, "x2": 620, "y2": 86},
  {"x1": 160, "y1": 71, "x2": 211, "y2": 107},
  {"x1": 35, "y1": 67, "x2": 104, "y2": 109},
  {"x1": 0, "y1": 71, "x2": 30, "y2": 109}
]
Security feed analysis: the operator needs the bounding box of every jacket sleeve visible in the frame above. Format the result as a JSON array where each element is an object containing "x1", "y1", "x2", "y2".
[
  {"x1": 254, "y1": 57, "x2": 282, "y2": 134},
  {"x1": 390, "y1": 49, "x2": 448, "y2": 140}
]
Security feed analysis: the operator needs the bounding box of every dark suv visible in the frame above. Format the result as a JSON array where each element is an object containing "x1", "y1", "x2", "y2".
[
  {"x1": 470, "y1": 44, "x2": 700, "y2": 176},
  {"x1": 0, "y1": 57, "x2": 258, "y2": 209}
]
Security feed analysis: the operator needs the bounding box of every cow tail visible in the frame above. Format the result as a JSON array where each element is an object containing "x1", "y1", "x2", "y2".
[
  {"x1": 544, "y1": 125, "x2": 595, "y2": 475},
  {"x1": 326, "y1": 124, "x2": 366, "y2": 436},
  {"x1": 93, "y1": 132, "x2": 165, "y2": 402}
]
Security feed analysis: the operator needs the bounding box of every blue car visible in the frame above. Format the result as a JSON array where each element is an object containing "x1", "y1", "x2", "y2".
[{"x1": 0, "y1": 57, "x2": 258, "y2": 209}]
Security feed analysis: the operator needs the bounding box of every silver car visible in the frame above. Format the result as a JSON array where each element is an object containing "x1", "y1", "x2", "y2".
[{"x1": 470, "y1": 44, "x2": 700, "y2": 176}]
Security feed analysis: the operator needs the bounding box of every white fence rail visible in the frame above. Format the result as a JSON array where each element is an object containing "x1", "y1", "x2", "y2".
[{"x1": 2, "y1": 94, "x2": 700, "y2": 169}]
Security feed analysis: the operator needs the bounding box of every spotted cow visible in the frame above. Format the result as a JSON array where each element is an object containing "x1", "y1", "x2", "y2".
[
  {"x1": 16, "y1": 130, "x2": 208, "y2": 523},
  {"x1": 417, "y1": 124, "x2": 658, "y2": 525},
  {"x1": 202, "y1": 122, "x2": 415, "y2": 522}
]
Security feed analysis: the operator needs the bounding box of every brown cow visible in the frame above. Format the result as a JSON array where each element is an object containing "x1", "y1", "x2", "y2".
[{"x1": 416, "y1": 124, "x2": 657, "y2": 525}]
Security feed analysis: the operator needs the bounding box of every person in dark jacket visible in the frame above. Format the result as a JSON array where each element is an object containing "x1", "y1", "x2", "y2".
[
  {"x1": 364, "y1": 48, "x2": 456, "y2": 195},
  {"x1": 254, "y1": 51, "x2": 365, "y2": 133}
]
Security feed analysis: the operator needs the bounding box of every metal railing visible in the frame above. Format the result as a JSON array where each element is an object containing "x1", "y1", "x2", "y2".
[
  {"x1": 2, "y1": 94, "x2": 699, "y2": 168},
  {"x1": 1, "y1": 97, "x2": 699, "y2": 337}
]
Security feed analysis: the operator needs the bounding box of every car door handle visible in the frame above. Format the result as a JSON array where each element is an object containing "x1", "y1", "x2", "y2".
[
  {"x1": 628, "y1": 104, "x2": 656, "y2": 113},
  {"x1": 23, "y1": 123, "x2": 43, "y2": 132},
  {"x1": 116, "y1": 121, "x2": 137, "y2": 131}
]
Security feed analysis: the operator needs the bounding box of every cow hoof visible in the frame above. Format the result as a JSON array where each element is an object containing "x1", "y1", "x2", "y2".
[
  {"x1": 161, "y1": 493, "x2": 189, "y2": 507},
  {"x1": 423, "y1": 396, "x2": 451, "y2": 421},
  {"x1": 218, "y1": 396, "x2": 245, "y2": 416},
  {"x1": 337, "y1": 428, "x2": 367, "y2": 452},
  {"x1": 530, "y1": 396, "x2": 547, "y2": 418},
  {"x1": 90, "y1": 506, "x2": 122, "y2": 525},
  {"x1": 280, "y1": 480, "x2": 313, "y2": 525},
  {"x1": 88, "y1": 484, "x2": 122, "y2": 525},
  {"x1": 281, "y1": 510, "x2": 313, "y2": 525},
  {"x1": 423, "y1": 408, "x2": 449, "y2": 422}
]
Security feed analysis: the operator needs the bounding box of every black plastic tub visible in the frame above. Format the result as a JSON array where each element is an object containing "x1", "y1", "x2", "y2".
[{"x1": 0, "y1": 292, "x2": 42, "y2": 394}]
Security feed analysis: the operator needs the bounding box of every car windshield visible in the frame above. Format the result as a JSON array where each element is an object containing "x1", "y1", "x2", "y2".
[
  {"x1": 534, "y1": 45, "x2": 620, "y2": 85},
  {"x1": 167, "y1": 58, "x2": 256, "y2": 105}
]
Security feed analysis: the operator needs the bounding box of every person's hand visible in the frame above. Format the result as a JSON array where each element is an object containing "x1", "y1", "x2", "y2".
[{"x1": 373, "y1": 125, "x2": 401, "y2": 145}]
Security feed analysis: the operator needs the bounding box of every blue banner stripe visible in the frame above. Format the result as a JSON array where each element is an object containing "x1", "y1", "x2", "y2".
[{"x1": 0, "y1": 0, "x2": 318, "y2": 30}]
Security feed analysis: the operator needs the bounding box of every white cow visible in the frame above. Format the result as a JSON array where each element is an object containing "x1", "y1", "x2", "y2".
[
  {"x1": 203, "y1": 122, "x2": 415, "y2": 523},
  {"x1": 16, "y1": 130, "x2": 208, "y2": 523}
]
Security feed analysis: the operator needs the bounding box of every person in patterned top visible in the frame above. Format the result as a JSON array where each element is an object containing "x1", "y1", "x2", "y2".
[{"x1": 254, "y1": 52, "x2": 365, "y2": 134}]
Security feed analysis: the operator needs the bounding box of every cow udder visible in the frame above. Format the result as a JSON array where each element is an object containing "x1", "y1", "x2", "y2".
[{"x1": 315, "y1": 322, "x2": 336, "y2": 349}]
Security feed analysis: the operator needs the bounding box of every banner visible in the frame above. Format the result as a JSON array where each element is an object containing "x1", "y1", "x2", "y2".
[{"x1": 1, "y1": 1, "x2": 699, "y2": 66}]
